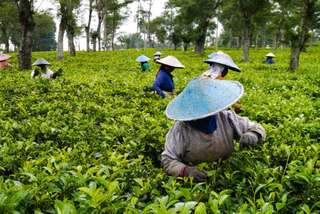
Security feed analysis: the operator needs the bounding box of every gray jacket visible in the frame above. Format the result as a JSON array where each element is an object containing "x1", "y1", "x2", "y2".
[{"x1": 161, "y1": 110, "x2": 266, "y2": 176}]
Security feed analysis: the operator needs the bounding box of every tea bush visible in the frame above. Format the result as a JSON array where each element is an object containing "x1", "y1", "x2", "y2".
[{"x1": 0, "y1": 47, "x2": 319, "y2": 213}]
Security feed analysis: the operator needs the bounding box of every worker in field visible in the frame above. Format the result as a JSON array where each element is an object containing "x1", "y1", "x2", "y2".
[
  {"x1": 264, "y1": 53, "x2": 275, "y2": 64},
  {"x1": 202, "y1": 51, "x2": 240, "y2": 80},
  {"x1": 153, "y1": 51, "x2": 161, "y2": 61},
  {"x1": 136, "y1": 55, "x2": 151, "y2": 72},
  {"x1": 203, "y1": 51, "x2": 242, "y2": 113},
  {"x1": 161, "y1": 78, "x2": 266, "y2": 182},
  {"x1": 152, "y1": 56, "x2": 185, "y2": 98},
  {"x1": 31, "y1": 58, "x2": 62, "y2": 79},
  {"x1": 0, "y1": 54, "x2": 12, "y2": 70}
]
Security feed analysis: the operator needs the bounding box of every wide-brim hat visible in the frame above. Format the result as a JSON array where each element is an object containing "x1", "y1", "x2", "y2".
[
  {"x1": 156, "y1": 56, "x2": 185, "y2": 68},
  {"x1": 136, "y1": 55, "x2": 150, "y2": 62},
  {"x1": 153, "y1": 51, "x2": 161, "y2": 56},
  {"x1": 0, "y1": 54, "x2": 11, "y2": 62},
  {"x1": 266, "y1": 53, "x2": 275, "y2": 57},
  {"x1": 205, "y1": 52, "x2": 240, "y2": 72},
  {"x1": 33, "y1": 58, "x2": 51, "y2": 66},
  {"x1": 166, "y1": 78, "x2": 244, "y2": 121}
]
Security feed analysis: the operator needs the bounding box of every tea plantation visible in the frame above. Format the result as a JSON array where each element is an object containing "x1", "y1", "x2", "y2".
[{"x1": 0, "y1": 46, "x2": 319, "y2": 213}]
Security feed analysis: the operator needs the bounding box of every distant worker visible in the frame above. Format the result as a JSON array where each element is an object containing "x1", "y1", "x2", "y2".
[
  {"x1": 152, "y1": 56, "x2": 185, "y2": 98},
  {"x1": 0, "y1": 54, "x2": 12, "y2": 70},
  {"x1": 161, "y1": 78, "x2": 266, "y2": 182},
  {"x1": 31, "y1": 58, "x2": 62, "y2": 79},
  {"x1": 136, "y1": 55, "x2": 150, "y2": 72},
  {"x1": 153, "y1": 51, "x2": 161, "y2": 61},
  {"x1": 265, "y1": 53, "x2": 275, "y2": 64},
  {"x1": 203, "y1": 51, "x2": 242, "y2": 113},
  {"x1": 202, "y1": 51, "x2": 240, "y2": 80}
]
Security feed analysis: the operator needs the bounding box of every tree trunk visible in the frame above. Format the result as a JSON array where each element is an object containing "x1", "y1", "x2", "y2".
[
  {"x1": 67, "y1": 26, "x2": 76, "y2": 56},
  {"x1": 16, "y1": 0, "x2": 34, "y2": 70},
  {"x1": 289, "y1": 46, "x2": 300, "y2": 71},
  {"x1": 289, "y1": 0, "x2": 315, "y2": 71},
  {"x1": 194, "y1": 20, "x2": 209, "y2": 54},
  {"x1": 97, "y1": 12, "x2": 103, "y2": 51},
  {"x1": 183, "y1": 42, "x2": 188, "y2": 51},
  {"x1": 57, "y1": 17, "x2": 66, "y2": 60},
  {"x1": 86, "y1": 0, "x2": 93, "y2": 52},
  {"x1": 92, "y1": 36, "x2": 97, "y2": 51},
  {"x1": 5, "y1": 39, "x2": 9, "y2": 53},
  {"x1": 147, "y1": 0, "x2": 153, "y2": 47},
  {"x1": 242, "y1": 17, "x2": 251, "y2": 62}
]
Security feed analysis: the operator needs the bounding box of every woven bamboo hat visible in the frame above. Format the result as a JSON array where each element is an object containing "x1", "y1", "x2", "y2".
[
  {"x1": 266, "y1": 53, "x2": 275, "y2": 57},
  {"x1": 156, "y1": 56, "x2": 185, "y2": 68},
  {"x1": 0, "y1": 54, "x2": 11, "y2": 62},
  {"x1": 153, "y1": 51, "x2": 161, "y2": 56},
  {"x1": 166, "y1": 78, "x2": 244, "y2": 121},
  {"x1": 33, "y1": 58, "x2": 51, "y2": 66},
  {"x1": 205, "y1": 52, "x2": 240, "y2": 72}
]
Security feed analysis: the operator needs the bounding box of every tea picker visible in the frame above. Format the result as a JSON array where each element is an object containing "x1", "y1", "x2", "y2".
[
  {"x1": 203, "y1": 51, "x2": 240, "y2": 80},
  {"x1": 153, "y1": 51, "x2": 161, "y2": 61},
  {"x1": 203, "y1": 51, "x2": 243, "y2": 113},
  {"x1": 0, "y1": 54, "x2": 12, "y2": 70},
  {"x1": 161, "y1": 79, "x2": 266, "y2": 182},
  {"x1": 31, "y1": 58, "x2": 62, "y2": 79},
  {"x1": 152, "y1": 56, "x2": 185, "y2": 98},
  {"x1": 264, "y1": 53, "x2": 275, "y2": 64},
  {"x1": 136, "y1": 55, "x2": 151, "y2": 72}
]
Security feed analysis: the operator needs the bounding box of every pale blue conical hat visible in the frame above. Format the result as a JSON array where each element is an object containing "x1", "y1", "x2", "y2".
[
  {"x1": 166, "y1": 78, "x2": 244, "y2": 121},
  {"x1": 206, "y1": 52, "x2": 240, "y2": 72},
  {"x1": 136, "y1": 55, "x2": 150, "y2": 62}
]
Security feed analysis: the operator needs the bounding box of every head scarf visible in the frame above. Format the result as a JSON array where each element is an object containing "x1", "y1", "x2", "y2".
[
  {"x1": 202, "y1": 63, "x2": 226, "y2": 79},
  {"x1": 188, "y1": 115, "x2": 217, "y2": 134}
]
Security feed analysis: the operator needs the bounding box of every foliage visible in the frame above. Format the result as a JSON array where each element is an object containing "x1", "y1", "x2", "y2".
[
  {"x1": 0, "y1": 47, "x2": 319, "y2": 213},
  {"x1": 33, "y1": 12, "x2": 57, "y2": 51}
]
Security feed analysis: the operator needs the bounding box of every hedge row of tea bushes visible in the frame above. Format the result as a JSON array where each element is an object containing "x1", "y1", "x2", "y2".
[{"x1": 0, "y1": 46, "x2": 319, "y2": 213}]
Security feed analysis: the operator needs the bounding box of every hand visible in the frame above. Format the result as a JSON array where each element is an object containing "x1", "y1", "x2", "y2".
[
  {"x1": 240, "y1": 132, "x2": 258, "y2": 149},
  {"x1": 182, "y1": 166, "x2": 208, "y2": 182}
]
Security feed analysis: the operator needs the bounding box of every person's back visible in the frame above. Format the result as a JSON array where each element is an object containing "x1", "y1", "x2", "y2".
[{"x1": 141, "y1": 62, "x2": 150, "y2": 71}]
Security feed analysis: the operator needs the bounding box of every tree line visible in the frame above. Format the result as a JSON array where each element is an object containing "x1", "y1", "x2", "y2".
[{"x1": 0, "y1": 0, "x2": 319, "y2": 71}]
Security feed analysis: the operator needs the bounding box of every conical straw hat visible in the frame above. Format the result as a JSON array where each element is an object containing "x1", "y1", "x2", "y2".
[
  {"x1": 156, "y1": 56, "x2": 185, "y2": 68},
  {"x1": 166, "y1": 78, "x2": 244, "y2": 121},
  {"x1": 33, "y1": 58, "x2": 51, "y2": 66},
  {"x1": 153, "y1": 51, "x2": 161, "y2": 56},
  {"x1": 0, "y1": 54, "x2": 11, "y2": 62},
  {"x1": 136, "y1": 55, "x2": 150, "y2": 62},
  {"x1": 265, "y1": 53, "x2": 275, "y2": 57},
  {"x1": 205, "y1": 52, "x2": 240, "y2": 72}
]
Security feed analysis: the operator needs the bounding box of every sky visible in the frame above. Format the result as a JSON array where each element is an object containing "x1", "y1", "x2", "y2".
[{"x1": 34, "y1": 0, "x2": 168, "y2": 50}]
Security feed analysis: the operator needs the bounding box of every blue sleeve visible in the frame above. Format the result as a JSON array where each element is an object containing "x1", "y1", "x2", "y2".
[{"x1": 152, "y1": 72, "x2": 166, "y2": 98}]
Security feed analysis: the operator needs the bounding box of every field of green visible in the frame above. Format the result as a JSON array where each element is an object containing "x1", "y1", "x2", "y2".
[{"x1": 0, "y1": 46, "x2": 319, "y2": 213}]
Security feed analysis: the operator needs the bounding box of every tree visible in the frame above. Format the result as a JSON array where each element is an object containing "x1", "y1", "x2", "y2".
[
  {"x1": 85, "y1": 0, "x2": 94, "y2": 52},
  {"x1": 56, "y1": 0, "x2": 80, "y2": 60},
  {"x1": 276, "y1": 0, "x2": 320, "y2": 71},
  {"x1": 169, "y1": 0, "x2": 222, "y2": 54},
  {"x1": 33, "y1": 13, "x2": 57, "y2": 51},
  {"x1": 0, "y1": 1, "x2": 19, "y2": 53},
  {"x1": 103, "y1": 0, "x2": 133, "y2": 50},
  {"x1": 14, "y1": 0, "x2": 35, "y2": 70}
]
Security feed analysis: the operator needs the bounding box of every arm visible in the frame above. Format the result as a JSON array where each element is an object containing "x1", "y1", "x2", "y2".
[
  {"x1": 161, "y1": 123, "x2": 188, "y2": 176},
  {"x1": 152, "y1": 72, "x2": 166, "y2": 98},
  {"x1": 225, "y1": 110, "x2": 266, "y2": 147}
]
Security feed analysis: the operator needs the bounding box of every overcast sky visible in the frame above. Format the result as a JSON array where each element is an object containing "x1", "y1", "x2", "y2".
[{"x1": 35, "y1": 0, "x2": 168, "y2": 50}]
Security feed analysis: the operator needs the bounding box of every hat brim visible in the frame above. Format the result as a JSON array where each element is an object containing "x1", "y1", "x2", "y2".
[
  {"x1": 166, "y1": 79, "x2": 244, "y2": 121},
  {"x1": 156, "y1": 60, "x2": 185, "y2": 69},
  {"x1": 204, "y1": 60, "x2": 241, "y2": 72},
  {"x1": 0, "y1": 55, "x2": 11, "y2": 62}
]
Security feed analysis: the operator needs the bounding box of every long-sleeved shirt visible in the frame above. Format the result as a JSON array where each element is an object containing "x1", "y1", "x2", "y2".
[
  {"x1": 265, "y1": 57, "x2": 275, "y2": 64},
  {"x1": 161, "y1": 110, "x2": 266, "y2": 176},
  {"x1": 152, "y1": 69, "x2": 174, "y2": 98}
]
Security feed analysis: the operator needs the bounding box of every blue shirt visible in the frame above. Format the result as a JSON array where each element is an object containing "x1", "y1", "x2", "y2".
[
  {"x1": 266, "y1": 57, "x2": 274, "y2": 64},
  {"x1": 152, "y1": 68, "x2": 174, "y2": 98}
]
